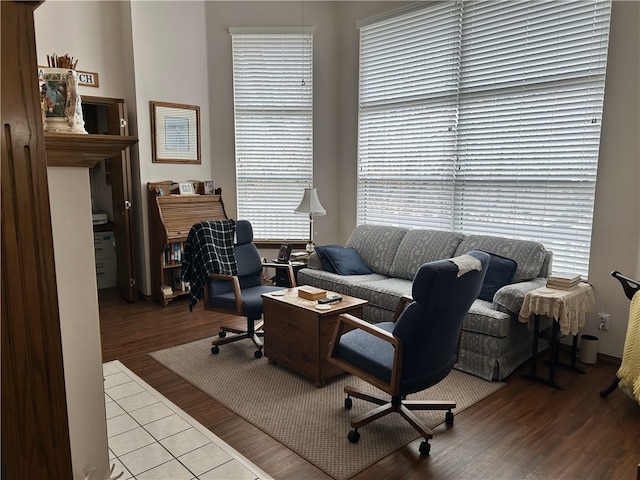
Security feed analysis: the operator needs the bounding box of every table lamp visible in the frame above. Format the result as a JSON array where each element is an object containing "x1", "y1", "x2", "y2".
[{"x1": 294, "y1": 187, "x2": 326, "y2": 252}]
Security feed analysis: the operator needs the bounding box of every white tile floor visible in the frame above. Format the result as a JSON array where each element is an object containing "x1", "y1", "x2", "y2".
[{"x1": 103, "y1": 360, "x2": 272, "y2": 480}]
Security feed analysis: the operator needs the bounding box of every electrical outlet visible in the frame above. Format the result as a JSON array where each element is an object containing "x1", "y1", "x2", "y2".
[{"x1": 599, "y1": 312, "x2": 610, "y2": 331}]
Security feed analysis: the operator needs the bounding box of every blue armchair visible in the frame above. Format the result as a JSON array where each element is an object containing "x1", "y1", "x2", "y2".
[{"x1": 328, "y1": 250, "x2": 490, "y2": 455}]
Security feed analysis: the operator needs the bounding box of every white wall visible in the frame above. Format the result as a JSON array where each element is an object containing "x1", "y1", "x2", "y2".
[
  {"x1": 130, "y1": 0, "x2": 213, "y2": 295},
  {"x1": 47, "y1": 167, "x2": 110, "y2": 480},
  {"x1": 586, "y1": 0, "x2": 640, "y2": 356}
]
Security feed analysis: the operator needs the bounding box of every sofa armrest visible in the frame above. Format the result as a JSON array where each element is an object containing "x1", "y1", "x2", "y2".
[
  {"x1": 493, "y1": 277, "x2": 547, "y2": 316},
  {"x1": 306, "y1": 252, "x2": 324, "y2": 270}
]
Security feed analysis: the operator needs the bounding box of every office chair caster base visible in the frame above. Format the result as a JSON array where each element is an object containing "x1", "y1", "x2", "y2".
[
  {"x1": 218, "y1": 330, "x2": 227, "y2": 338},
  {"x1": 254, "y1": 350, "x2": 263, "y2": 359},
  {"x1": 211, "y1": 346, "x2": 220, "y2": 354},
  {"x1": 419, "y1": 440, "x2": 431, "y2": 456},
  {"x1": 445, "y1": 411, "x2": 454, "y2": 425},
  {"x1": 347, "y1": 429, "x2": 360, "y2": 443},
  {"x1": 344, "y1": 397, "x2": 353, "y2": 410}
]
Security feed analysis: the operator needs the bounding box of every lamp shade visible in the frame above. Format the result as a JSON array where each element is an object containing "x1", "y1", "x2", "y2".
[{"x1": 294, "y1": 187, "x2": 326, "y2": 216}]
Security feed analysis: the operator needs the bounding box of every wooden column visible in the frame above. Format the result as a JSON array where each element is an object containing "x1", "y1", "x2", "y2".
[{"x1": 1, "y1": 1, "x2": 73, "y2": 478}]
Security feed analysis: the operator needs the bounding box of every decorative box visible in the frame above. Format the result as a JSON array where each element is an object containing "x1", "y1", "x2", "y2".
[{"x1": 298, "y1": 286, "x2": 327, "y2": 301}]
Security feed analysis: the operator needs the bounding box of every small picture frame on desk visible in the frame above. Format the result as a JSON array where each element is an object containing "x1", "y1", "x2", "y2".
[
  {"x1": 204, "y1": 180, "x2": 215, "y2": 195},
  {"x1": 178, "y1": 182, "x2": 195, "y2": 195}
]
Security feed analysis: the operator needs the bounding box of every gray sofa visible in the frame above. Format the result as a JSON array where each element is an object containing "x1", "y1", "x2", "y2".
[{"x1": 297, "y1": 224, "x2": 552, "y2": 381}]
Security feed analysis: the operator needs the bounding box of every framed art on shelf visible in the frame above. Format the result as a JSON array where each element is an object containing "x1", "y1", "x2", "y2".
[
  {"x1": 204, "y1": 180, "x2": 215, "y2": 195},
  {"x1": 178, "y1": 182, "x2": 196, "y2": 195},
  {"x1": 151, "y1": 101, "x2": 201, "y2": 164}
]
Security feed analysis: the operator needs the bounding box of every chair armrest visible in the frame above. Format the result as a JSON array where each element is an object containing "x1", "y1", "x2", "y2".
[
  {"x1": 328, "y1": 312, "x2": 402, "y2": 393},
  {"x1": 209, "y1": 273, "x2": 244, "y2": 314},
  {"x1": 337, "y1": 313, "x2": 398, "y2": 344},
  {"x1": 392, "y1": 295, "x2": 413, "y2": 322},
  {"x1": 262, "y1": 262, "x2": 297, "y2": 287}
]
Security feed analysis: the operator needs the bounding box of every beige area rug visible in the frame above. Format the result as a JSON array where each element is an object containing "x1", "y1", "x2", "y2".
[{"x1": 150, "y1": 339, "x2": 505, "y2": 480}]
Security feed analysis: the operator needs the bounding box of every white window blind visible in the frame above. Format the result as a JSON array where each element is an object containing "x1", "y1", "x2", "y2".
[
  {"x1": 358, "y1": 0, "x2": 611, "y2": 276},
  {"x1": 231, "y1": 28, "x2": 314, "y2": 240}
]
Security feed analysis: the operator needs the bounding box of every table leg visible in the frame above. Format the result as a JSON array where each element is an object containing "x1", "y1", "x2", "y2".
[
  {"x1": 554, "y1": 333, "x2": 585, "y2": 374},
  {"x1": 530, "y1": 314, "x2": 540, "y2": 378},
  {"x1": 548, "y1": 320, "x2": 560, "y2": 388},
  {"x1": 521, "y1": 315, "x2": 563, "y2": 390}
]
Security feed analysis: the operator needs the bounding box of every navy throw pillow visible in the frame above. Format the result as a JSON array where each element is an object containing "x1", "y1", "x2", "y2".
[
  {"x1": 314, "y1": 244, "x2": 342, "y2": 273},
  {"x1": 322, "y1": 246, "x2": 372, "y2": 275},
  {"x1": 477, "y1": 252, "x2": 517, "y2": 302}
]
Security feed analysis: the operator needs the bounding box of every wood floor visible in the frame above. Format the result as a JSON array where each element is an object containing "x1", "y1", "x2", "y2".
[{"x1": 99, "y1": 288, "x2": 640, "y2": 480}]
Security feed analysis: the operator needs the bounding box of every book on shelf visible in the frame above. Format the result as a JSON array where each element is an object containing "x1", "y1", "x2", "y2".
[
  {"x1": 161, "y1": 284, "x2": 173, "y2": 296},
  {"x1": 163, "y1": 242, "x2": 184, "y2": 266}
]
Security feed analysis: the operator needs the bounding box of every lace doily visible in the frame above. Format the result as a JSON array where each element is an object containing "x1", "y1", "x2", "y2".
[{"x1": 449, "y1": 254, "x2": 483, "y2": 277}]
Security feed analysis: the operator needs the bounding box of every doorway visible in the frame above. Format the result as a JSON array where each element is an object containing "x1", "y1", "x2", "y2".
[{"x1": 82, "y1": 96, "x2": 137, "y2": 302}]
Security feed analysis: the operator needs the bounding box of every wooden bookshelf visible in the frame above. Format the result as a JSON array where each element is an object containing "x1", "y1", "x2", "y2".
[{"x1": 147, "y1": 181, "x2": 228, "y2": 305}]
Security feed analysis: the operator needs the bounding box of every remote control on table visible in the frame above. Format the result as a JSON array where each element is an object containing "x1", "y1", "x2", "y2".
[{"x1": 318, "y1": 296, "x2": 342, "y2": 304}]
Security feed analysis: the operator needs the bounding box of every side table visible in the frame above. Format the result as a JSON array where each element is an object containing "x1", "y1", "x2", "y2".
[
  {"x1": 518, "y1": 282, "x2": 595, "y2": 389},
  {"x1": 272, "y1": 261, "x2": 306, "y2": 287}
]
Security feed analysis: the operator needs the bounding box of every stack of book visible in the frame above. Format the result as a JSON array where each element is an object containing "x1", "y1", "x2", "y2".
[{"x1": 546, "y1": 272, "x2": 582, "y2": 290}]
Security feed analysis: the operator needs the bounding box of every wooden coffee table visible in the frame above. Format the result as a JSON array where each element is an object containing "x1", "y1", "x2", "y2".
[{"x1": 262, "y1": 287, "x2": 367, "y2": 387}]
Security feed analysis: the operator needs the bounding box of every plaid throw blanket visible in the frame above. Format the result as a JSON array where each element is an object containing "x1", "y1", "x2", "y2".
[{"x1": 182, "y1": 219, "x2": 238, "y2": 310}]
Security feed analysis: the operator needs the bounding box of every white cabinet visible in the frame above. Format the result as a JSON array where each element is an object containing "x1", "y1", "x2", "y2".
[{"x1": 94, "y1": 231, "x2": 116, "y2": 289}]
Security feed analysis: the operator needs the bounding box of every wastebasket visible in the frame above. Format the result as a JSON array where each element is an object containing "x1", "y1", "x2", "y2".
[{"x1": 579, "y1": 334, "x2": 599, "y2": 364}]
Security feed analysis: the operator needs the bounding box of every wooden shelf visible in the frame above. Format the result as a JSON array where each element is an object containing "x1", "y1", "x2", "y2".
[{"x1": 45, "y1": 132, "x2": 138, "y2": 167}]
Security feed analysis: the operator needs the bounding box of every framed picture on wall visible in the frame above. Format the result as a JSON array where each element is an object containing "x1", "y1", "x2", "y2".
[{"x1": 150, "y1": 101, "x2": 201, "y2": 164}]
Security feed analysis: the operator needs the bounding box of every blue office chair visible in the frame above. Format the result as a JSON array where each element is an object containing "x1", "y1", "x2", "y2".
[
  {"x1": 204, "y1": 220, "x2": 295, "y2": 358},
  {"x1": 328, "y1": 250, "x2": 489, "y2": 455}
]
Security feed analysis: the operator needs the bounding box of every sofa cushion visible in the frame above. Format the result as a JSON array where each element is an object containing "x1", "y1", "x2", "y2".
[
  {"x1": 349, "y1": 277, "x2": 414, "y2": 312},
  {"x1": 345, "y1": 225, "x2": 408, "y2": 276},
  {"x1": 320, "y1": 246, "x2": 373, "y2": 275},
  {"x1": 296, "y1": 267, "x2": 386, "y2": 297},
  {"x1": 478, "y1": 252, "x2": 518, "y2": 302},
  {"x1": 388, "y1": 229, "x2": 466, "y2": 280},
  {"x1": 454, "y1": 235, "x2": 547, "y2": 282},
  {"x1": 313, "y1": 244, "x2": 342, "y2": 273}
]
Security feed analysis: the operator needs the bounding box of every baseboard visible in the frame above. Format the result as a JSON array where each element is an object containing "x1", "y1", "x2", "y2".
[
  {"x1": 558, "y1": 343, "x2": 621, "y2": 365},
  {"x1": 595, "y1": 352, "x2": 622, "y2": 365}
]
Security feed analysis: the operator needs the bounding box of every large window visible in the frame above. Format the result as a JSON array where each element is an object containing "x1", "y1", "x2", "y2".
[
  {"x1": 231, "y1": 28, "x2": 314, "y2": 240},
  {"x1": 358, "y1": 0, "x2": 611, "y2": 275}
]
